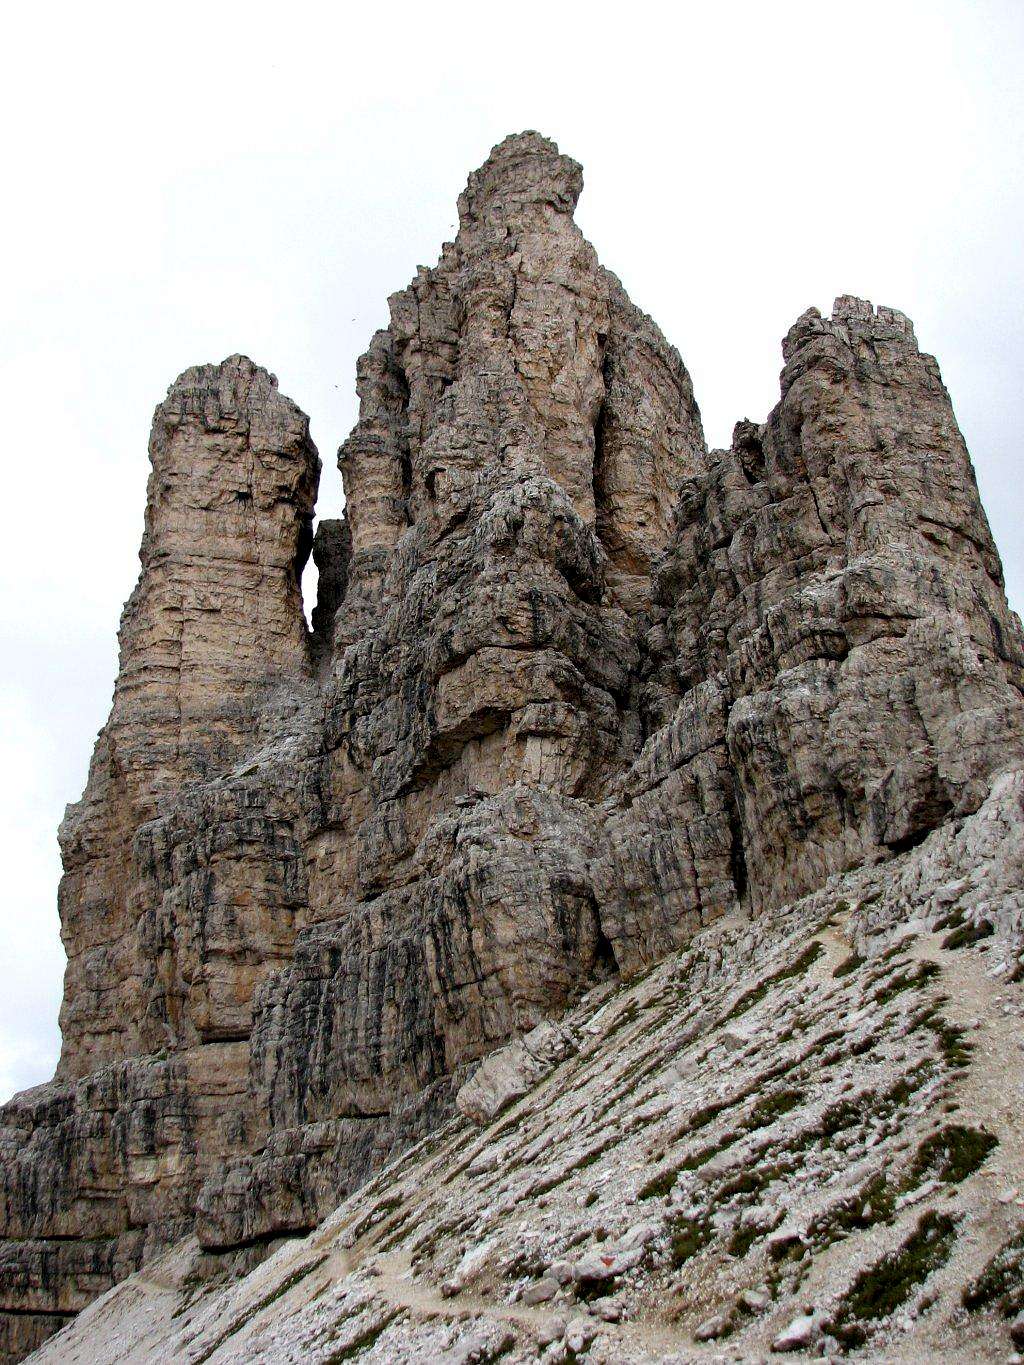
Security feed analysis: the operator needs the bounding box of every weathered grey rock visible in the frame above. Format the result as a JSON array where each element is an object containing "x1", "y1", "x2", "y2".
[
  {"x1": 571, "y1": 1244, "x2": 644, "y2": 1284},
  {"x1": 2, "y1": 131, "x2": 1023, "y2": 1361},
  {"x1": 60, "y1": 355, "x2": 319, "y2": 1077},
  {"x1": 456, "y1": 1019, "x2": 578, "y2": 1124},
  {"x1": 21, "y1": 772, "x2": 1024, "y2": 1363},
  {"x1": 564, "y1": 1315, "x2": 598, "y2": 1353},
  {"x1": 0, "y1": 357, "x2": 319, "y2": 1360},
  {"x1": 771, "y1": 1313, "x2": 818, "y2": 1352},
  {"x1": 597, "y1": 297, "x2": 1024, "y2": 966},
  {"x1": 522, "y1": 1275, "x2": 560, "y2": 1305},
  {"x1": 695, "y1": 1313, "x2": 730, "y2": 1341}
]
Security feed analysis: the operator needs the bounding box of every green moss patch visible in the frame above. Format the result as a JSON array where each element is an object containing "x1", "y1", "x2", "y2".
[
  {"x1": 603, "y1": 1000, "x2": 640, "y2": 1040},
  {"x1": 826, "y1": 1211, "x2": 957, "y2": 1347},
  {"x1": 728, "y1": 1223, "x2": 761, "y2": 1258},
  {"x1": 718, "y1": 1159, "x2": 796, "y2": 1204},
  {"x1": 873, "y1": 959, "x2": 940, "y2": 1005},
  {"x1": 723, "y1": 942, "x2": 824, "y2": 1022},
  {"x1": 909, "y1": 1124, "x2": 997, "y2": 1185},
  {"x1": 816, "y1": 1098, "x2": 864, "y2": 1139},
  {"x1": 963, "y1": 1228, "x2": 1024, "y2": 1318},
  {"x1": 809, "y1": 1173, "x2": 893, "y2": 1251},
  {"x1": 913, "y1": 1003, "x2": 974, "y2": 1068},
  {"x1": 747, "y1": 1088, "x2": 805, "y2": 1130},
  {"x1": 833, "y1": 952, "x2": 864, "y2": 979},
  {"x1": 640, "y1": 1130, "x2": 742, "y2": 1199},
  {"x1": 638, "y1": 1168, "x2": 676, "y2": 1201},
  {"x1": 324, "y1": 1309, "x2": 403, "y2": 1362},
  {"x1": 533, "y1": 1134, "x2": 622, "y2": 1196},
  {"x1": 677, "y1": 1140, "x2": 728, "y2": 1172},
  {"x1": 804, "y1": 1106, "x2": 955, "y2": 1259}
]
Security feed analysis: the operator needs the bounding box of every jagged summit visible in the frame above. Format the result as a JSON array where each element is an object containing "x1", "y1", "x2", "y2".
[
  {"x1": 2, "y1": 138, "x2": 1023, "y2": 1363},
  {"x1": 457, "y1": 131, "x2": 583, "y2": 226}
]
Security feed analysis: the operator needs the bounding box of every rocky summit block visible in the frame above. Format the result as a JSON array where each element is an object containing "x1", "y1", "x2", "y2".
[{"x1": 1, "y1": 131, "x2": 1022, "y2": 1362}]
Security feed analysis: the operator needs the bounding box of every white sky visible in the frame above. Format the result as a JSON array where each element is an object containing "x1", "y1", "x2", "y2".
[{"x1": 1, "y1": 0, "x2": 1021, "y2": 1102}]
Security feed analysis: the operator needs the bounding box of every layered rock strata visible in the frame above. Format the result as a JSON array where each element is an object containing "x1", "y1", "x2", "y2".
[
  {"x1": 28, "y1": 769, "x2": 1024, "y2": 1362},
  {"x1": 1, "y1": 131, "x2": 1021, "y2": 1361}
]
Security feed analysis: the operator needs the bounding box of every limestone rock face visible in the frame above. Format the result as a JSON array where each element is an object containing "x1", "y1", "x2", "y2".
[
  {"x1": 597, "y1": 295, "x2": 1024, "y2": 965},
  {"x1": 0, "y1": 358, "x2": 319, "y2": 1360},
  {"x1": 26, "y1": 772, "x2": 1024, "y2": 1364},
  {"x1": 58, "y1": 354, "x2": 319, "y2": 1078},
  {"x1": 1, "y1": 132, "x2": 1022, "y2": 1361}
]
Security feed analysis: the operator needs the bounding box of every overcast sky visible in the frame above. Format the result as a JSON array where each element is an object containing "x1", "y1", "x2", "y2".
[{"x1": 1, "y1": 0, "x2": 1021, "y2": 1102}]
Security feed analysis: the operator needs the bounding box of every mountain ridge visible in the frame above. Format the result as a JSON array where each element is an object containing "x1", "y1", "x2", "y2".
[{"x1": 2, "y1": 131, "x2": 1022, "y2": 1362}]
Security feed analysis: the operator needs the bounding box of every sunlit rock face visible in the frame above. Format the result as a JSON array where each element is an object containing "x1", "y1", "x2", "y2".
[{"x1": 1, "y1": 132, "x2": 1021, "y2": 1361}]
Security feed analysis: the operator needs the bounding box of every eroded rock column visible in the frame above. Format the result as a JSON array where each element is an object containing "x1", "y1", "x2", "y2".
[
  {"x1": 0, "y1": 359, "x2": 319, "y2": 1362},
  {"x1": 58, "y1": 356, "x2": 319, "y2": 1076}
]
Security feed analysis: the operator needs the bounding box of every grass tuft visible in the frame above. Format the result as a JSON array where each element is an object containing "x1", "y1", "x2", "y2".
[
  {"x1": 669, "y1": 1213, "x2": 714, "y2": 1267},
  {"x1": 873, "y1": 959, "x2": 940, "y2": 1005},
  {"x1": 910, "y1": 1124, "x2": 997, "y2": 1185},
  {"x1": 747, "y1": 1088, "x2": 804, "y2": 1130},
  {"x1": 963, "y1": 1228, "x2": 1024, "y2": 1318},
  {"x1": 638, "y1": 1168, "x2": 676, "y2": 1201},
  {"x1": 723, "y1": 942, "x2": 824, "y2": 1022},
  {"x1": 826, "y1": 1211, "x2": 957, "y2": 1347},
  {"x1": 833, "y1": 952, "x2": 864, "y2": 979}
]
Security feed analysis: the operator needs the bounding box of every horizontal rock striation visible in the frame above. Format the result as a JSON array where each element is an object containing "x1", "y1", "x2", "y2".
[
  {"x1": 1, "y1": 131, "x2": 1022, "y2": 1360},
  {"x1": 27, "y1": 769, "x2": 1024, "y2": 1362}
]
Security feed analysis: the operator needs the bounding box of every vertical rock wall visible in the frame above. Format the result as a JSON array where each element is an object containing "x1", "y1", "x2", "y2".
[
  {"x1": 597, "y1": 296, "x2": 1024, "y2": 966},
  {"x1": 58, "y1": 356, "x2": 319, "y2": 1077},
  {"x1": 0, "y1": 359, "x2": 320, "y2": 1360}
]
